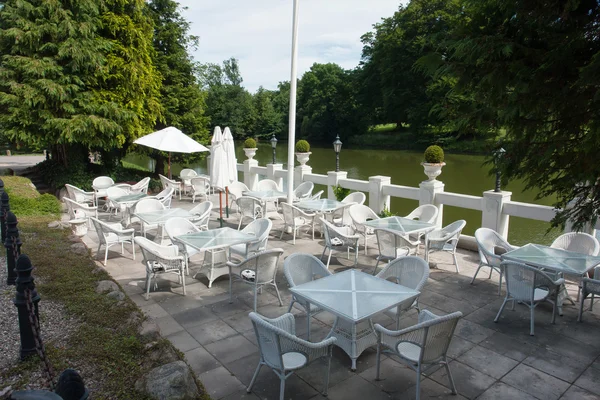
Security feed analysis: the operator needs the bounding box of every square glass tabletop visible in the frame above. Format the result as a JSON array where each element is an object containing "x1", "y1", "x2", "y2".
[
  {"x1": 295, "y1": 199, "x2": 347, "y2": 212},
  {"x1": 290, "y1": 269, "x2": 419, "y2": 322},
  {"x1": 110, "y1": 193, "x2": 147, "y2": 204},
  {"x1": 243, "y1": 190, "x2": 286, "y2": 200},
  {"x1": 364, "y1": 216, "x2": 435, "y2": 235},
  {"x1": 174, "y1": 227, "x2": 255, "y2": 251},
  {"x1": 502, "y1": 243, "x2": 600, "y2": 276},
  {"x1": 134, "y1": 208, "x2": 194, "y2": 225}
]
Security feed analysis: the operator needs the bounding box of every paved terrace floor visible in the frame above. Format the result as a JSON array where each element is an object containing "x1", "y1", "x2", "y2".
[{"x1": 77, "y1": 194, "x2": 600, "y2": 400}]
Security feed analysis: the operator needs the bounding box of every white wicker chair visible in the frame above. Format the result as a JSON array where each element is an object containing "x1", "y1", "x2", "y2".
[
  {"x1": 165, "y1": 217, "x2": 201, "y2": 275},
  {"x1": 293, "y1": 181, "x2": 314, "y2": 201},
  {"x1": 284, "y1": 253, "x2": 332, "y2": 340},
  {"x1": 376, "y1": 256, "x2": 430, "y2": 329},
  {"x1": 131, "y1": 198, "x2": 165, "y2": 237},
  {"x1": 247, "y1": 312, "x2": 336, "y2": 400},
  {"x1": 92, "y1": 176, "x2": 114, "y2": 207},
  {"x1": 472, "y1": 228, "x2": 517, "y2": 294},
  {"x1": 257, "y1": 179, "x2": 281, "y2": 192},
  {"x1": 320, "y1": 217, "x2": 360, "y2": 268},
  {"x1": 116, "y1": 177, "x2": 150, "y2": 195},
  {"x1": 373, "y1": 228, "x2": 418, "y2": 275},
  {"x1": 159, "y1": 174, "x2": 182, "y2": 200},
  {"x1": 309, "y1": 190, "x2": 324, "y2": 200},
  {"x1": 179, "y1": 168, "x2": 197, "y2": 194},
  {"x1": 153, "y1": 186, "x2": 174, "y2": 208},
  {"x1": 229, "y1": 218, "x2": 272, "y2": 260},
  {"x1": 405, "y1": 204, "x2": 439, "y2": 224},
  {"x1": 236, "y1": 196, "x2": 263, "y2": 230},
  {"x1": 349, "y1": 204, "x2": 379, "y2": 255},
  {"x1": 578, "y1": 268, "x2": 600, "y2": 322},
  {"x1": 425, "y1": 220, "x2": 466, "y2": 272},
  {"x1": 228, "y1": 181, "x2": 250, "y2": 210},
  {"x1": 91, "y1": 217, "x2": 135, "y2": 266},
  {"x1": 227, "y1": 248, "x2": 284, "y2": 311},
  {"x1": 189, "y1": 201, "x2": 212, "y2": 230},
  {"x1": 135, "y1": 236, "x2": 186, "y2": 300},
  {"x1": 106, "y1": 186, "x2": 129, "y2": 216},
  {"x1": 190, "y1": 177, "x2": 210, "y2": 203},
  {"x1": 375, "y1": 310, "x2": 462, "y2": 400},
  {"x1": 495, "y1": 261, "x2": 563, "y2": 335},
  {"x1": 65, "y1": 184, "x2": 95, "y2": 205},
  {"x1": 280, "y1": 202, "x2": 316, "y2": 244},
  {"x1": 332, "y1": 192, "x2": 366, "y2": 226},
  {"x1": 63, "y1": 197, "x2": 98, "y2": 227}
]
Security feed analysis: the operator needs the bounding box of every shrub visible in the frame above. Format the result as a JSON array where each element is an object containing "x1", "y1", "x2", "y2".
[
  {"x1": 378, "y1": 206, "x2": 397, "y2": 218},
  {"x1": 424, "y1": 145, "x2": 444, "y2": 164},
  {"x1": 243, "y1": 138, "x2": 257, "y2": 148},
  {"x1": 295, "y1": 140, "x2": 310, "y2": 153},
  {"x1": 332, "y1": 185, "x2": 350, "y2": 202}
]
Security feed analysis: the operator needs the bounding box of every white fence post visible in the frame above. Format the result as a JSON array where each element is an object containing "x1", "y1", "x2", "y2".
[
  {"x1": 243, "y1": 159, "x2": 259, "y2": 190},
  {"x1": 327, "y1": 171, "x2": 347, "y2": 200},
  {"x1": 482, "y1": 190, "x2": 512, "y2": 238},
  {"x1": 267, "y1": 163, "x2": 283, "y2": 190},
  {"x1": 419, "y1": 180, "x2": 445, "y2": 228},
  {"x1": 369, "y1": 175, "x2": 391, "y2": 214}
]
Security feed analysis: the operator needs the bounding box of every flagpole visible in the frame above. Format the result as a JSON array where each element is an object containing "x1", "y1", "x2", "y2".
[{"x1": 287, "y1": 0, "x2": 300, "y2": 204}]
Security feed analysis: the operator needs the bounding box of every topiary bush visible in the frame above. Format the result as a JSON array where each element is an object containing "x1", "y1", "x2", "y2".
[
  {"x1": 295, "y1": 140, "x2": 310, "y2": 153},
  {"x1": 424, "y1": 145, "x2": 444, "y2": 164},
  {"x1": 243, "y1": 138, "x2": 257, "y2": 148}
]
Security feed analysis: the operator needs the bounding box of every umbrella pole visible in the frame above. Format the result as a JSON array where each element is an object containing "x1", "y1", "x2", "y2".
[
  {"x1": 225, "y1": 186, "x2": 229, "y2": 218},
  {"x1": 219, "y1": 191, "x2": 224, "y2": 227}
]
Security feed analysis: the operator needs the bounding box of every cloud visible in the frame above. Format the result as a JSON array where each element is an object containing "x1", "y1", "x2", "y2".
[{"x1": 178, "y1": 0, "x2": 403, "y2": 92}]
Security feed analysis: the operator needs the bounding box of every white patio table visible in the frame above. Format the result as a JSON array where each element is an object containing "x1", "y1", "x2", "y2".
[
  {"x1": 502, "y1": 243, "x2": 600, "y2": 314},
  {"x1": 290, "y1": 269, "x2": 419, "y2": 370},
  {"x1": 109, "y1": 193, "x2": 148, "y2": 226},
  {"x1": 174, "y1": 227, "x2": 255, "y2": 287},
  {"x1": 363, "y1": 216, "x2": 435, "y2": 236},
  {"x1": 295, "y1": 199, "x2": 348, "y2": 214},
  {"x1": 243, "y1": 190, "x2": 286, "y2": 215},
  {"x1": 134, "y1": 208, "x2": 194, "y2": 244}
]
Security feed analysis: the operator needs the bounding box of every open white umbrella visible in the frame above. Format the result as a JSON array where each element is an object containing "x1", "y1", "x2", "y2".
[
  {"x1": 223, "y1": 127, "x2": 237, "y2": 183},
  {"x1": 134, "y1": 126, "x2": 209, "y2": 178}
]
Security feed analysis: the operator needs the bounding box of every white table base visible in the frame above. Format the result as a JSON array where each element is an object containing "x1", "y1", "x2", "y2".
[{"x1": 327, "y1": 317, "x2": 377, "y2": 370}]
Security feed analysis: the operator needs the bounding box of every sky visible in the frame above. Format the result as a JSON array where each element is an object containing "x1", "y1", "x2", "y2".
[{"x1": 178, "y1": 0, "x2": 402, "y2": 93}]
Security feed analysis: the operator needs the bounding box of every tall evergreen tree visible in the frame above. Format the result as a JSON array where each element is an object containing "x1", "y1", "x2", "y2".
[{"x1": 147, "y1": 0, "x2": 209, "y2": 174}]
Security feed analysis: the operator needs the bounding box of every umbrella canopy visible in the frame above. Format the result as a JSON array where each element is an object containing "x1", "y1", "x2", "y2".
[
  {"x1": 210, "y1": 126, "x2": 229, "y2": 190},
  {"x1": 223, "y1": 127, "x2": 237, "y2": 183},
  {"x1": 134, "y1": 126, "x2": 209, "y2": 178}
]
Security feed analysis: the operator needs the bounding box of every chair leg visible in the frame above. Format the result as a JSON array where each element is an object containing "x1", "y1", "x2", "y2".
[
  {"x1": 280, "y1": 225, "x2": 285, "y2": 240},
  {"x1": 247, "y1": 362, "x2": 262, "y2": 392},
  {"x1": 253, "y1": 285, "x2": 258, "y2": 312},
  {"x1": 292, "y1": 228, "x2": 296, "y2": 245},
  {"x1": 104, "y1": 246, "x2": 109, "y2": 266},
  {"x1": 444, "y1": 359, "x2": 457, "y2": 395},
  {"x1": 372, "y1": 259, "x2": 380, "y2": 275},
  {"x1": 145, "y1": 272, "x2": 152, "y2": 300},
  {"x1": 273, "y1": 283, "x2": 283, "y2": 306},
  {"x1": 306, "y1": 312, "x2": 311, "y2": 341},
  {"x1": 238, "y1": 217, "x2": 243, "y2": 230},
  {"x1": 591, "y1": 293, "x2": 595, "y2": 311},
  {"x1": 530, "y1": 305, "x2": 535, "y2": 336},
  {"x1": 131, "y1": 238, "x2": 135, "y2": 260},
  {"x1": 287, "y1": 300, "x2": 295, "y2": 313},
  {"x1": 452, "y1": 252, "x2": 459, "y2": 273},
  {"x1": 181, "y1": 269, "x2": 186, "y2": 296},
  {"x1": 279, "y1": 376, "x2": 286, "y2": 400},
  {"x1": 375, "y1": 343, "x2": 382, "y2": 380},
  {"x1": 323, "y1": 355, "x2": 332, "y2": 396},
  {"x1": 498, "y1": 269, "x2": 503, "y2": 295},
  {"x1": 578, "y1": 293, "x2": 586, "y2": 322},
  {"x1": 320, "y1": 246, "x2": 327, "y2": 262},
  {"x1": 415, "y1": 365, "x2": 421, "y2": 400},
  {"x1": 364, "y1": 236, "x2": 368, "y2": 255},
  {"x1": 229, "y1": 273, "x2": 233, "y2": 304},
  {"x1": 326, "y1": 248, "x2": 332, "y2": 268},
  {"x1": 470, "y1": 263, "x2": 483, "y2": 284},
  {"x1": 494, "y1": 297, "x2": 508, "y2": 322}
]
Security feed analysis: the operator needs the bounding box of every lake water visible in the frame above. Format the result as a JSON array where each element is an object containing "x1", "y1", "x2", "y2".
[{"x1": 123, "y1": 142, "x2": 560, "y2": 245}]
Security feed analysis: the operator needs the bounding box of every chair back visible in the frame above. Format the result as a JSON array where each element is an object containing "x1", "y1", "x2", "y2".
[
  {"x1": 440, "y1": 220, "x2": 466, "y2": 236},
  {"x1": 241, "y1": 218, "x2": 273, "y2": 254},
  {"x1": 90, "y1": 218, "x2": 109, "y2": 245},
  {"x1": 349, "y1": 204, "x2": 379, "y2": 225},
  {"x1": 180, "y1": 169, "x2": 197, "y2": 180},
  {"x1": 420, "y1": 312, "x2": 462, "y2": 363},
  {"x1": 191, "y1": 177, "x2": 209, "y2": 192},
  {"x1": 284, "y1": 253, "x2": 331, "y2": 287},
  {"x1": 228, "y1": 181, "x2": 250, "y2": 200},
  {"x1": 238, "y1": 248, "x2": 284, "y2": 284},
  {"x1": 64, "y1": 184, "x2": 77, "y2": 200},
  {"x1": 257, "y1": 179, "x2": 280, "y2": 192},
  {"x1": 377, "y1": 256, "x2": 429, "y2": 291},
  {"x1": 158, "y1": 174, "x2": 179, "y2": 191},
  {"x1": 342, "y1": 192, "x2": 366, "y2": 205},
  {"x1": 190, "y1": 201, "x2": 212, "y2": 229},
  {"x1": 106, "y1": 186, "x2": 129, "y2": 199},
  {"x1": 134, "y1": 236, "x2": 181, "y2": 272},
  {"x1": 236, "y1": 197, "x2": 262, "y2": 219},
  {"x1": 375, "y1": 228, "x2": 412, "y2": 260},
  {"x1": 551, "y1": 232, "x2": 600, "y2": 256},
  {"x1": 92, "y1": 176, "x2": 114, "y2": 189},
  {"x1": 502, "y1": 260, "x2": 557, "y2": 302},
  {"x1": 155, "y1": 187, "x2": 174, "y2": 208},
  {"x1": 65, "y1": 184, "x2": 91, "y2": 203},
  {"x1": 131, "y1": 177, "x2": 150, "y2": 194},
  {"x1": 134, "y1": 198, "x2": 165, "y2": 214},
  {"x1": 63, "y1": 197, "x2": 95, "y2": 219},
  {"x1": 294, "y1": 182, "x2": 314, "y2": 200},
  {"x1": 309, "y1": 190, "x2": 324, "y2": 200},
  {"x1": 165, "y1": 217, "x2": 199, "y2": 240},
  {"x1": 474, "y1": 228, "x2": 512, "y2": 267},
  {"x1": 249, "y1": 312, "x2": 286, "y2": 370},
  {"x1": 320, "y1": 217, "x2": 351, "y2": 248},
  {"x1": 406, "y1": 204, "x2": 438, "y2": 224}
]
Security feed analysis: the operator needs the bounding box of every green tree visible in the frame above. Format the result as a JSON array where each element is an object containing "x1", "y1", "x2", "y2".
[
  {"x1": 147, "y1": 0, "x2": 209, "y2": 175},
  {"x1": 435, "y1": 0, "x2": 600, "y2": 229},
  {"x1": 252, "y1": 87, "x2": 282, "y2": 139}
]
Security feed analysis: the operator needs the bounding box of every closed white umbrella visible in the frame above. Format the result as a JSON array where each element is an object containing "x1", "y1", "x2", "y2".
[
  {"x1": 134, "y1": 126, "x2": 209, "y2": 179},
  {"x1": 210, "y1": 126, "x2": 229, "y2": 225},
  {"x1": 223, "y1": 127, "x2": 237, "y2": 183}
]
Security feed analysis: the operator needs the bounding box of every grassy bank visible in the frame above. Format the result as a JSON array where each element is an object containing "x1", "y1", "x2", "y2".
[{"x1": 0, "y1": 176, "x2": 208, "y2": 399}]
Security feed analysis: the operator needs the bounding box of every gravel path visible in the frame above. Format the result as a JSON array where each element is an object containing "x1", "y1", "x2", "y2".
[{"x1": 0, "y1": 256, "x2": 78, "y2": 387}]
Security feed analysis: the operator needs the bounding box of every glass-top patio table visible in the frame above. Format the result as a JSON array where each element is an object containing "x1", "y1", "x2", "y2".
[
  {"x1": 110, "y1": 193, "x2": 148, "y2": 226},
  {"x1": 290, "y1": 269, "x2": 419, "y2": 370},
  {"x1": 133, "y1": 208, "x2": 195, "y2": 244},
  {"x1": 174, "y1": 227, "x2": 255, "y2": 252},
  {"x1": 363, "y1": 216, "x2": 436, "y2": 236},
  {"x1": 295, "y1": 199, "x2": 347, "y2": 213},
  {"x1": 243, "y1": 190, "x2": 287, "y2": 201}
]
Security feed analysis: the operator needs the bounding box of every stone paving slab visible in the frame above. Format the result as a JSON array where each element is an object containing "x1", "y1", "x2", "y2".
[{"x1": 76, "y1": 194, "x2": 600, "y2": 399}]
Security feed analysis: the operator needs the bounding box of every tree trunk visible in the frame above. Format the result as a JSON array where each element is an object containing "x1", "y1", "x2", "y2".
[{"x1": 154, "y1": 154, "x2": 165, "y2": 176}]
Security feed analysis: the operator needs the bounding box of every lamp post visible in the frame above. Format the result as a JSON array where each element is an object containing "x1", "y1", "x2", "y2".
[
  {"x1": 333, "y1": 135, "x2": 342, "y2": 172},
  {"x1": 493, "y1": 147, "x2": 506, "y2": 192},
  {"x1": 270, "y1": 134, "x2": 277, "y2": 164}
]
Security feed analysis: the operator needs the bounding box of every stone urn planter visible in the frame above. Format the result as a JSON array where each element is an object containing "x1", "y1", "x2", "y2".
[
  {"x1": 243, "y1": 148, "x2": 257, "y2": 160},
  {"x1": 421, "y1": 162, "x2": 446, "y2": 181},
  {"x1": 295, "y1": 152, "x2": 311, "y2": 166},
  {"x1": 70, "y1": 218, "x2": 88, "y2": 237}
]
